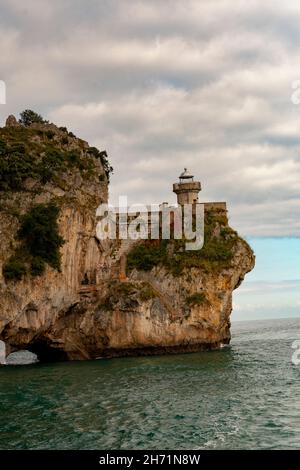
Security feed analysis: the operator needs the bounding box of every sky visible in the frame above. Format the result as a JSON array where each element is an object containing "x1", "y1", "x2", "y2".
[
  {"x1": 232, "y1": 237, "x2": 300, "y2": 321},
  {"x1": 0, "y1": 0, "x2": 299, "y2": 320}
]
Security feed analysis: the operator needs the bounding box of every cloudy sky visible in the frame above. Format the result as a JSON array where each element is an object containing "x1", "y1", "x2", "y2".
[
  {"x1": 0, "y1": 0, "x2": 299, "y2": 319},
  {"x1": 232, "y1": 237, "x2": 300, "y2": 321}
]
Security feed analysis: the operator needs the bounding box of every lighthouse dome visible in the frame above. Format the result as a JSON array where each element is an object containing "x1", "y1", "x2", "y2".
[{"x1": 179, "y1": 168, "x2": 193, "y2": 180}]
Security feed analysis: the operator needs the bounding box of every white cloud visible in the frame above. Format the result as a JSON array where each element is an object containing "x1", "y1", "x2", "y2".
[{"x1": 1, "y1": 0, "x2": 300, "y2": 235}]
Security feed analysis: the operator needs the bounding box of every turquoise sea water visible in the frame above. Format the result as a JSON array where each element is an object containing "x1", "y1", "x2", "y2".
[{"x1": 0, "y1": 317, "x2": 300, "y2": 450}]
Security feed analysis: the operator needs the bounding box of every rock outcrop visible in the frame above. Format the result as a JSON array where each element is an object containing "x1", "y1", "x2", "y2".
[
  {"x1": 5, "y1": 115, "x2": 20, "y2": 127},
  {"x1": 0, "y1": 115, "x2": 255, "y2": 361},
  {"x1": 5, "y1": 350, "x2": 38, "y2": 365}
]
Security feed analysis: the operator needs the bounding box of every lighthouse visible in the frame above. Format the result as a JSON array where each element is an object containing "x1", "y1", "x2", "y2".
[{"x1": 173, "y1": 168, "x2": 201, "y2": 205}]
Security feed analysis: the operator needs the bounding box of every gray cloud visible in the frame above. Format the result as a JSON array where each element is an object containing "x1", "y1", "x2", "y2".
[{"x1": 0, "y1": 0, "x2": 300, "y2": 236}]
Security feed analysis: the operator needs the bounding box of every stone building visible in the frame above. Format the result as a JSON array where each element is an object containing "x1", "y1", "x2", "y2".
[{"x1": 173, "y1": 168, "x2": 201, "y2": 205}]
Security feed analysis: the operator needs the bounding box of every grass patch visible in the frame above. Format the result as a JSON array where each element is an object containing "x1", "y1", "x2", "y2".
[{"x1": 127, "y1": 210, "x2": 240, "y2": 276}]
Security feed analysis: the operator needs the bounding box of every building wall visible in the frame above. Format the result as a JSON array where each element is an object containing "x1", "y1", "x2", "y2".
[
  {"x1": 204, "y1": 202, "x2": 227, "y2": 212},
  {"x1": 173, "y1": 181, "x2": 201, "y2": 206},
  {"x1": 176, "y1": 190, "x2": 200, "y2": 205}
]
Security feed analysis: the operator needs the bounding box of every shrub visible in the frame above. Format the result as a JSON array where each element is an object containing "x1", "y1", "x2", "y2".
[
  {"x1": 127, "y1": 241, "x2": 168, "y2": 272},
  {"x1": 99, "y1": 281, "x2": 137, "y2": 310},
  {"x1": 3, "y1": 256, "x2": 27, "y2": 281},
  {"x1": 87, "y1": 147, "x2": 100, "y2": 158},
  {"x1": 3, "y1": 203, "x2": 64, "y2": 281},
  {"x1": 66, "y1": 150, "x2": 81, "y2": 167},
  {"x1": 139, "y1": 285, "x2": 156, "y2": 301},
  {"x1": 30, "y1": 257, "x2": 45, "y2": 276},
  {"x1": 0, "y1": 149, "x2": 37, "y2": 190},
  {"x1": 46, "y1": 130, "x2": 55, "y2": 140},
  {"x1": 87, "y1": 148, "x2": 113, "y2": 181},
  {"x1": 19, "y1": 109, "x2": 47, "y2": 126},
  {"x1": 186, "y1": 293, "x2": 207, "y2": 307},
  {"x1": 8, "y1": 142, "x2": 26, "y2": 154},
  {"x1": 0, "y1": 138, "x2": 6, "y2": 153},
  {"x1": 18, "y1": 203, "x2": 64, "y2": 271}
]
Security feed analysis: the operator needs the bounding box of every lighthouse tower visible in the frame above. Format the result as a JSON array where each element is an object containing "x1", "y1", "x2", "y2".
[{"x1": 173, "y1": 168, "x2": 201, "y2": 205}]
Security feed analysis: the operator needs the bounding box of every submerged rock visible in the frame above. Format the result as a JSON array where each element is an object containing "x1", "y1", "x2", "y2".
[{"x1": 5, "y1": 350, "x2": 39, "y2": 366}]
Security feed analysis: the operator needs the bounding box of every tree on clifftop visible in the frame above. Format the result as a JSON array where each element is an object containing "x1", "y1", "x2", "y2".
[{"x1": 19, "y1": 109, "x2": 48, "y2": 126}]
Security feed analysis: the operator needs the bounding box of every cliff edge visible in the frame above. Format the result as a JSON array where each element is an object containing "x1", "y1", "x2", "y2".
[{"x1": 0, "y1": 113, "x2": 255, "y2": 361}]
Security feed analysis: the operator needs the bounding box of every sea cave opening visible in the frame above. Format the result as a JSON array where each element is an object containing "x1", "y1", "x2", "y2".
[{"x1": 28, "y1": 340, "x2": 68, "y2": 363}]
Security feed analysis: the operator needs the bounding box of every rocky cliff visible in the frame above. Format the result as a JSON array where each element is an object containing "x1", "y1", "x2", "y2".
[{"x1": 0, "y1": 114, "x2": 255, "y2": 361}]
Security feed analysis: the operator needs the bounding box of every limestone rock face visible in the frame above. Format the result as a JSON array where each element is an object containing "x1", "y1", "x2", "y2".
[
  {"x1": 0, "y1": 118, "x2": 255, "y2": 361},
  {"x1": 0, "y1": 119, "x2": 109, "y2": 359},
  {"x1": 30, "y1": 237, "x2": 254, "y2": 360}
]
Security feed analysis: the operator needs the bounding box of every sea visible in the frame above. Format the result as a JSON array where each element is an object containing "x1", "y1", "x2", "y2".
[{"x1": 0, "y1": 317, "x2": 299, "y2": 450}]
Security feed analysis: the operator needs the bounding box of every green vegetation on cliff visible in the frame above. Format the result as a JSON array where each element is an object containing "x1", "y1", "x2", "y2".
[
  {"x1": 127, "y1": 209, "x2": 241, "y2": 275},
  {"x1": 99, "y1": 281, "x2": 156, "y2": 311},
  {"x1": 19, "y1": 109, "x2": 48, "y2": 126},
  {"x1": 0, "y1": 110, "x2": 113, "y2": 282},
  {"x1": 3, "y1": 256, "x2": 27, "y2": 281},
  {"x1": 0, "y1": 130, "x2": 98, "y2": 191},
  {"x1": 0, "y1": 110, "x2": 113, "y2": 191},
  {"x1": 185, "y1": 293, "x2": 208, "y2": 306},
  {"x1": 3, "y1": 203, "x2": 64, "y2": 281}
]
